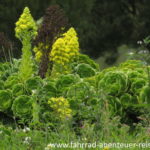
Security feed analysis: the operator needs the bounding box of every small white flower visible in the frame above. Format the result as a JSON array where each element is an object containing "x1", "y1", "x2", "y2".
[
  {"x1": 23, "y1": 127, "x2": 30, "y2": 133},
  {"x1": 32, "y1": 90, "x2": 37, "y2": 94},
  {"x1": 23, "y1": 136, "x2": 31, "y2": 145},
  {"x1": 25, "y1": 137, "x2": 31, "y2": 141},
  {"x1": 137, "y1": 40, "x2": 143, "y2": 45},
  {"x1": 138, "y1": 49, "x2": 149, "y2": 54}
]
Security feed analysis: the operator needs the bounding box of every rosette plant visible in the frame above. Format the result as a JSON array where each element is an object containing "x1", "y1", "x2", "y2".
[
  {"x1": 98, "y1": 71, "x2": 128, "y2": 96},
  {"x1": 25, "y1": 76, "x2": 43, "y2": 91},
  {"x1": 15, "y1": 7, "x2": 37, "y2": 81},
  {"x1": 67, "y1": 81, "x2": 95, "y2": 100},
  {"x1": 56, "y1": 74, "x2": 80, "y2": 94},
  {"x1": 74, "y1": 63, "x2": 96, "y2": 78},
  {"x1": 12, "y1": 83, "x2": 25, "y2": 97},
  {"x1": 12, "y1": 95, "x2": 33, "y2": 119},
  {"x1": 140, "y1": 86, "x2": 150, "y2": 104},
  {"x1": 4, "y1": 74, "x2": 21, "y2": 89},
  {"x1": 72, "y1": 54, "x2": 100, "y2": 71}
]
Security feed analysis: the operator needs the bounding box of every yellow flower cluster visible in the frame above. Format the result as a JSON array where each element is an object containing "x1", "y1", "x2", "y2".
[
  {"x1": 33, "y1": 43, "x2": 50, "y2": 62},
  {"x1": 15, "y1": 7, "x2": 37, "y2": 40},
  {"x1": 50, "y1": 27, "x2": 79, "y2": 66},
  {"x1": 48, "y1": 97, "x2": 72, "y2": 120}
]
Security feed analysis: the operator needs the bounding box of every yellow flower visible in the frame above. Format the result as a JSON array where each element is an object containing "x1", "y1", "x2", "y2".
[
  {"x1": 15, "y1": 7, "x2": 37, "y2": 40},
  {"x1": 103, "y1": 147, "x2": 109, "y2": 150},
  {"x1": 50, "y1": 27, "x2": 79, "y2": 74},
  {"x1": 48, "y1": 97, "x2": 72, "y2": 120}
]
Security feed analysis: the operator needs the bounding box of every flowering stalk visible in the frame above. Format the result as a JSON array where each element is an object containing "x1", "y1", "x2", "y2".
[
  {"x1": 15, "y1": 7, "x2": 37, "y2": 81},
  {"x1": 50, "y1": 27, "x2": 79, "y2": 76}
]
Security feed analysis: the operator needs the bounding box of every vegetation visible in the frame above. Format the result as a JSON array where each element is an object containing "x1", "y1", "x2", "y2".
[{"x1": 0, "y1": 5, "x2": 150, "y2": 150}]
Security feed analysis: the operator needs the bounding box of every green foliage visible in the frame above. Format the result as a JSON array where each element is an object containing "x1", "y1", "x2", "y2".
[
  {"x1": 25, "y1": 76, "x2": 43, "y2": 91},
  {"x1": 74, "y1": 63, "x2": 96, "y2": 78},
  {"x1": 1, "y1": 5, "x2": 150, "y2": 147},
  {"x1": 140, "y1": 86, "x2": 150, "y2": 104},
  {"x1": 130, "y1": 78, "x2": 146, "y2": 95},
  {"x1": 67, "y1": 81, "x2": 95, "y2": 99},
  {"x1": 4, "y1": 74, "x2": 20, "y2": 89},
  {"x1": 98, "y1": 71, "x2": 128, "y2": 96},
  {"x1": 120, "y1": 93, "x2": 132, "y2": 105},
  {"x1": 73, "y1": 54, "x2": 100, "y2": 71},
  {"x1": 0, "y1": 80, "x2": 4, "y2": 90},
  {"x1": 12, "y1": 83, "x2": 25, "y2": 97},
  {"x1": 39, "y1": 80, "x2": 57, "y2": 99},
  {"x1": 18, "y1": 36, "x2": 34, "y2": 81},
  {"x1": 12, "y1": 95, "x2": 33, "y2": 119},
  {"x1": 0, "y1": 90, "x2": 12, "y2": 111},
  {"x1": 56, "y1": 74, "x2": 80, "y2": 93},
  {"x1": 15, "y1": 7, "x2": 37, "y2": 81}
]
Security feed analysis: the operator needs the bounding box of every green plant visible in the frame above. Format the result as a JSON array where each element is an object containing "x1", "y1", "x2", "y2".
[
  {"x1": 73, "y1": 54, "x2": 100, "y2": 71},
  {"x1": 48, "y1": 97, "x2": 72, "y2": 120},
  {"x1": 25, "y1": 76, "x2": 43, "y2": 91},
  {"x1": 98, "y1": 71, "x2": 128, "y2": 96},
  {"x1": 15, "y1": 7, "x2": 37, "y2": 81},
  {"x1": 74, "y1": 63, "x2": 96, "y2": 78},
  {"x1": 34, "y1": 5, "x2": 68, "y2": 78},
  {"x1": 140, "y1": 86, "x2": 150, "y2": 104},
  {"x1": 50, "y1": 27, "x2": 79, "y2": 76},
  {"x1": 12, "y1": 83, "x2": 25, "y2": 97},
  {"x1": 56, "y1": 74, "x2": 80, "y2": 94},
  {"x1": 12, "y1": 95, "x2": 33, "y2": 119},
  {"x1": 0, "y1": 90, "x2": 12, "y2": 112}
]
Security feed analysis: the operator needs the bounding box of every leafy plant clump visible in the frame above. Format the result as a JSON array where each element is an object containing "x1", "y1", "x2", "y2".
[{"x1": 1, "y1": 6, "x2": 150, "y2": 150}]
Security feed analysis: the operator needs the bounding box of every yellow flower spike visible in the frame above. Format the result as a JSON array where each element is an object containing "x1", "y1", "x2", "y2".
[
  {"x1": 15, "y1": 7, "x2": 37, "y2": 40},
  {"x1": 50, "y1": 27, "x2": 79, "y2": 74}
]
